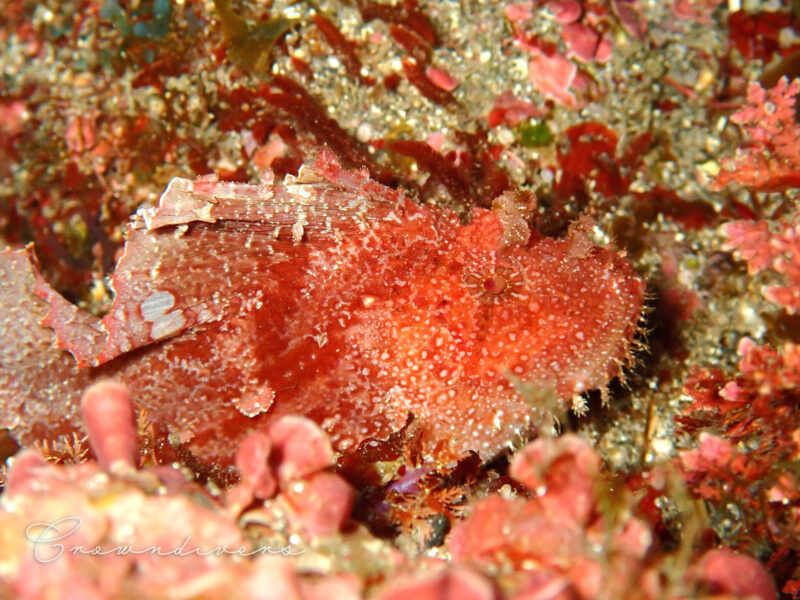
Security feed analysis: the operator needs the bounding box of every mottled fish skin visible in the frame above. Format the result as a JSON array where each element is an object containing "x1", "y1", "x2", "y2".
[{"x1": 0, "y1": 151, "x2": 645, "y2": 467}]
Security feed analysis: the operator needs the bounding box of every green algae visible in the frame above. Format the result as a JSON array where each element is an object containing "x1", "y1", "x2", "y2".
[{"x1": 213, "y1": 0, "x2": 299, "y2": 73}]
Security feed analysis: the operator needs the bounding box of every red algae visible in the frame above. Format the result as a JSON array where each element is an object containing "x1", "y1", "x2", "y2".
[
  {"x1": 401, "y1": 59, "x2": 458, "y2": 106},
  {"x1": 0, "y1": 152, "x2": 645, "y2": 467},
  {"x1": 359, "y1": 0, "x2": 437, "y2": 46},
  {"x1": 313, "y1": 14, "x2": 373, "y2": 86},
  {"x1": 260, "y1": 75, "x2": 393, "y2": 183}
]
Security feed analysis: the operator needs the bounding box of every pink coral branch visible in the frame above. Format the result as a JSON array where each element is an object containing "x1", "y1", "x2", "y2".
[
  {"x1": 714, "y1": 77, "x2": 800, "y2": 192},
  {"x1": 724, "y1": 220, "x2": 800, "y2": 313}
]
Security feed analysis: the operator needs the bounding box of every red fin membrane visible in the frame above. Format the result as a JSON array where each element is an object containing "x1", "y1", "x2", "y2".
[
  {"x1": 0, "y1": 247, "x2": 88, "y2": 441},
  {"x1": 45, "y1": 151, "x2": 405, "y2": 367}
]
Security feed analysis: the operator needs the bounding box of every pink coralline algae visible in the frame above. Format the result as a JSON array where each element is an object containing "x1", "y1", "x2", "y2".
[
  {"x1": 375, "y1": 566, "x2": 494, "y2": 600},
  {"x1": 487, "y1": 92, "x2": 543, "y2": 128},
  {"x1": 713, "y1": 77, "x2": 800, "y2": 192},
  {"x1": 694, "y1": 549, "x2": 778, "y2": 600},
  {"x1": 231, "y1": 417, "x2": 355, "y2": 537},
  {"x1": 723, "y1": 219, "x2": 800, "y2": 313},
  {"x1": 0, "y1": 382, "x2": 781, "y2": 599},
  {"x1": 0, "y1": 382, "x2": 359, "y2": 599},
  {"x1": 0, "y1": 151, "x2": 645, "y2": 468},
  {"x1": 447, "y1": 434, "x2": 777, "y2": 600},
  {"x1": 527, "y1": 52, "x2": 581, "y2": 108},
  {"x1": 678, "y1": 338, "x2": 800, "y2": 561},
  {"x1": 508, "y1": 0, "x2": 634, "y2": 108},
  {"x1": 561, "y1": 22, "x2": 613, "y2": 64},
  {"x1": 545, "y1": 0, "x2": 581, "y2": 24},
  {"x1": 80, "y1": 381, "x2": 138, "y2": 473},
  {"x1": 671, "y1": 0, "x2": 724, "y2": 25}
]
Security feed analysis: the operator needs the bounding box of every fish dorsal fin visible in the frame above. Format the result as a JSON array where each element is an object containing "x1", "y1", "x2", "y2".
[{"x1": 42, "y1": 150, "x2": 409, "y2": 366}]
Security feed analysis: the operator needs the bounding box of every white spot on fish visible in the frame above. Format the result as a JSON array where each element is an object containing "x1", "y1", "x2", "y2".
[
  {"x1": 292, "y1": 221, "x2": 304, "y2": 243},
  {"x1": 150, "y1": 310, "x2": 186, "y2": 340},
  {"x1": 140, "y1": 291, "x2": 185, "y2": 340},
  {"x1": 140, "y1": 291, "x2": 175, "y2": 321}
]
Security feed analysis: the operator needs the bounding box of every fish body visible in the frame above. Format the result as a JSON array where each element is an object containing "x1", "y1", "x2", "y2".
[{"x1": 0, "y1": 151, "x2": 645, "y2": 467}]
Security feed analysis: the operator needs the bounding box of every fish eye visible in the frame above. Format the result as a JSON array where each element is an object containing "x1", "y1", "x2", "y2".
[
  {"x1": 482, "y1": 275, "x2": 507, "y2": 295},
  {"x1": 465, "y1": 261, "x2": 521, "y2": 304}
]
